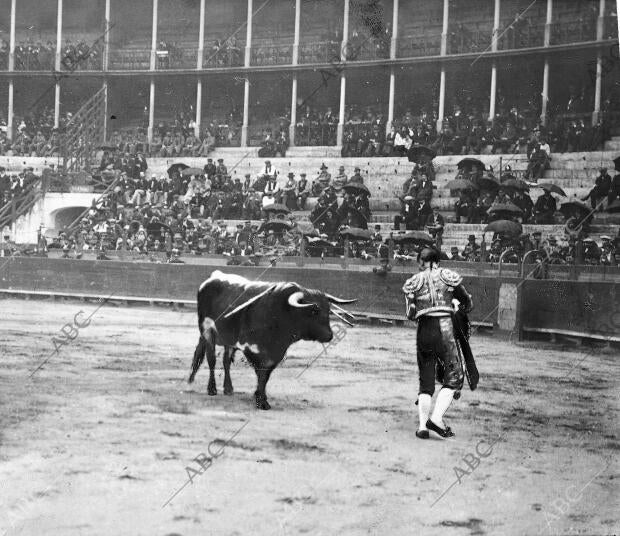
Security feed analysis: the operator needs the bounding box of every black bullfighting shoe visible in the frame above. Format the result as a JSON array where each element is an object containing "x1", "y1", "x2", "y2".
[
  {"x1": 426, "y1": 419, "x2": 455, "y2": 438},
  {"x1": 415, "y1": 429, "x2": 430, "y2": 439}
]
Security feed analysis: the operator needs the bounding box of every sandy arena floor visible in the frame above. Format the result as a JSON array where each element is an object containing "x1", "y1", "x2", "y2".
[{"x1": 0, "y1": 298, "x2": 618, "y2": 536}]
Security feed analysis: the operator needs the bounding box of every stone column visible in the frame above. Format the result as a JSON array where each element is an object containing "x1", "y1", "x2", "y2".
[
  {"x1": 103, "y1": 0, "x2": 111, "y2": 70},
  {"x1": 336, "y1": 0, "x2": 350, "y2": 145},
  {"x1": 195, "y1": 0, "x2": 206, "y2": 136},
  {"x1": 148, "y1": 78, "x2": 155, "y2": 143},
  {"x1": 150, "y1": 0, "x2": 158, "y2": 71},
  {"x1": 290, "y1": 75, "x2": 298, "y2": 146},
  {"x1": 241, "y1": 77, "x2": 250, "y2": 147},
  {"x1": 488, "y1": 0, "x2": 500, "y2": 121},
  {"x1": 391, "y1": 0, "x2": 399, "y2": 60},
  {"x1": 387, "y1": 68, "x2": 395, "y2": 133},
  {"x1": 241, "y1": 0, "x2": 253, "y2": 146},
  {"x1": 7, "y1": 0, "x2": 16, "y2": 140},
  {"x1": 437, "y1": 0, "x2": 449, "y2": 132},
  {"x1": 541, "y1": 59, "x2": 549, "y2": 126},
  {"x1": 54, "y1": 0, "x2": 63, "y2": 129},
  {"x1": 544, "y1": 0, "x2": 553, "y2": 47},
  {"x1": 147, "y1": 0, "x2": 158, "y2": 141},
  {"x1": 289, "y1": 0, "x2": 301, "y2": 145}
]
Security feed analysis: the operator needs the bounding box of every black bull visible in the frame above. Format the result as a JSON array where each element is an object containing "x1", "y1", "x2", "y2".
[{"x1": 188, "y1": 271, "x2": 356, "y2": 409}]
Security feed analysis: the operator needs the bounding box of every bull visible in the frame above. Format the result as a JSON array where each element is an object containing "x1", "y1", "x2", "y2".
[{"x1": 188, "y1": 270, "x2": 356, "y2": 409}]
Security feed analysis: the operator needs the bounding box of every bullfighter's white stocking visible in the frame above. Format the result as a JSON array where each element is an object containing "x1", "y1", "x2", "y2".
[
  {"x1": 430, "y1": 387, "x2": 455, "y2": 427},
  {"x1": 418, "y1": 394, "x2": 432, "y2": 431}
]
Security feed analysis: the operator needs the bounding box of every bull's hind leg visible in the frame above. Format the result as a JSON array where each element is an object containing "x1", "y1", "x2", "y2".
[
  {"x1": 206, "y1": 344, "x2": 217, "y2": 396},
  {"x1": 223, "y1": 347, "x2": 234, "y2": 395}
]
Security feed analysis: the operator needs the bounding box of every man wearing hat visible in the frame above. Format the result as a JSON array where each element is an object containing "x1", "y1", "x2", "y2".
[
  {"x1": 533, "y1": 189, "x2": 557, "y2": 224},
  {"x1": 349, "y1": 166, "x2": 364, "y2": 185},
  {"x1": 215, "y1": 159, "x2": 227, "y2": 186},
  {"x1": 333, "y1": 166, "x2": 348, "y2": 191},
  {"x1": 462, "y1": 235, "x2": 480, "y2": 261},
  {"x1": 262, "y1": 160, "x2": 274, "y2": 178},
  {"x1": 317, "y1": 163, "x2": 331, "y2": 185},
  {"x1": 296, "y1": 173, "x2": 309, "y2": 210},
  {"x1": 282, "y1": 172, "x2": 298, "y2": 210},
  {"x1": 403, "y1": 247, "x2": 475, "y2": 439},
  {"x1": 203, "y1": 158, "x2": 216, "y2": 182},
  {"x1": 426, "y1": 206, "x2": 444, "y2": 244}
]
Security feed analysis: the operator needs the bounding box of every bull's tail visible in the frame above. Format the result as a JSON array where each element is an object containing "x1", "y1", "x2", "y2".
[{"x1": 188, "y1": 316, "x2": 217, "y2": 384}]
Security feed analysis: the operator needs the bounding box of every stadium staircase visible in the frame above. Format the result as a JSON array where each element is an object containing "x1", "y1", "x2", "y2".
[
  {"x1": 61, "y1": 86, "x2": 107, "y2": 173},
  {"x1": 0, "y1": 179, "x2": 44, "y2": 235}
]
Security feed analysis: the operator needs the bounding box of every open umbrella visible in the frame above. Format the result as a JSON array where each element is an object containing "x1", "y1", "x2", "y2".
[
  {"x1": 457, "y1": 157, "x2": 484, "y2": 170},
  {"x1": 407, "y1": 145, "x2": 437, "y2": 163},
  {"x1": 501, "y1": 178, "x2": 529, "y2": 191},
  {"x1": 263, "y1": 220, "x2": 292, "y2": 233},
  {"x1": 484, "y1": 220, "x2": 523, "y2": 236},
  {"x1": 447, "y1": 179, "x2": 478, "y2": 191},
  {"x1": 613, "y1": 156, "x2": 620, "y2": 172},
  {"x1": 342, "y1": 182, "x2": 371, "y2": 196},
  {"x1": 537, "y1": 182, "x2": 566, "y2": 196},
  {"x1": 180, "y1": 167, "x2": 204, "y2": 177},
  {"x1": 262, "y1": 203, "x2": 291, "y2": 214},
  {"x1": 340, "y1": 227, "x2": 371, "y2": 241},
  {"x1": 560, "y1": 199, "x2": 590, "y2": 219},
  {"x1": 389, "y1": 230, "x2": 434, "y2": 245},
  {"x1": 477, "y1": 174, "x2": 501, "y2": 191},
  {"x1": 167, "y1": 163, "x2": 189, "y2": 176},
  {"x1": 487, "y1": 202, "x2": 523, "y2": 215}
]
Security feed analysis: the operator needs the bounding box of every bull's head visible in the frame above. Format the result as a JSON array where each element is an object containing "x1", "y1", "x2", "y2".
[{"x1": 287, "y1": 288, "x2": 357, "y2": 343}]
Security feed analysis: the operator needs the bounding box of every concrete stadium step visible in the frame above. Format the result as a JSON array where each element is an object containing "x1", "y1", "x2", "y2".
[{"x1": 604, "y1": 139, "x2": 620, "y2": 151}]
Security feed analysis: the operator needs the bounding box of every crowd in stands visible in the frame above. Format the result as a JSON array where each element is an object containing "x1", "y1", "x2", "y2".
[
  {"x1": 338, "y1": 94, "x2": 611, "y2": 157},
  {"x1": 205, "y1": 37, "x2": 243, "y2": 67},
  {"x1": 49, "y1": 157, "x2": 374, "y2": 261},
  {"x1": 0, "y1": 37, "x2": 103, "y2": 71},
  {"x1": 0, "y1": 166, "x2": 39, "y2": 206},
  {"x1": 445, "y1": 230, "x2": 620, "y2": 267},
  {"x1": 0, "y1": 106, "x2": 74, "y2": 157}
]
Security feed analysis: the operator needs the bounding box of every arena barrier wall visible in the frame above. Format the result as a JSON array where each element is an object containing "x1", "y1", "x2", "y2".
[
  {"x1": 519, "y1": 280, "x2": 620, "y2": 341},
  {"x1": 0, "y1": 258, "x2": 500, "y2": 326}
]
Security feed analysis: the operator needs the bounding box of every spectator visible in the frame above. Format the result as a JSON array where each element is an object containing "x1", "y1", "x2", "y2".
[
  {"x1": 583, "y1": 167, "x2": 611, "y2": 210},
  {"x1": 533, "y1": 189, "x2": 557, "y2": 223},
  {"x1": 425, "y1": 206, "x2": 444, "y2": 248}
]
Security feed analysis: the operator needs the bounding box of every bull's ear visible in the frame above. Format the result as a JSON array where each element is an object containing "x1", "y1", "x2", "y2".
[{"x1": 325, "y1": 293, "x2": 357, "y2": 304}]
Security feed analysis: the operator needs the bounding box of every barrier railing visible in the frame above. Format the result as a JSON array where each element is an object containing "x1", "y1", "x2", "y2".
[
  {"x1": 396, "y1": 33, "x2": 441, "y2": 58},
  {"x1": 251, "y1": 44, "x2": 293, "y2": 66},
  {"x1": 299, "y1": 41, "x2": 341, "y2": 64}
]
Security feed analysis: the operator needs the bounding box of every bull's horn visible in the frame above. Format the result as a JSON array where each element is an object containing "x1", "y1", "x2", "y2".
[
  {"x1": 288, "y1": 291, "x2": 314, "y2": 309},
  {"x1": 332, "y1": 309, "x2": 354, "y2": 326},
  {"x1": 325, "y1": 293, "x2": 357, "y2": 305}
]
